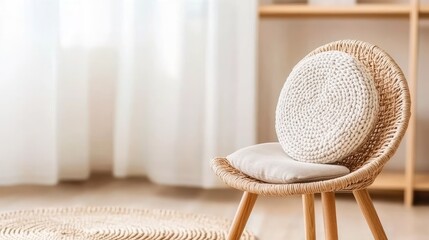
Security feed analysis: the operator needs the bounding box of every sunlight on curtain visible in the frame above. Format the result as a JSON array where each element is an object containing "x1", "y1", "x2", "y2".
[
  {"x1": 59, "y1": 0, "x2": 114, "y2": 48},
  {"x1": 0, "y1": 0, "x2": 257, "y2": 187},
  {"x1": 0, "y1": 0, "x2": 58, "y2": 184}
]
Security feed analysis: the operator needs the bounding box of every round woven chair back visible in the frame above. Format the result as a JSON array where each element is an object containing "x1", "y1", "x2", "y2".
[{"x1": 307, "y1": 40, "x2": 410, "y2": 173}]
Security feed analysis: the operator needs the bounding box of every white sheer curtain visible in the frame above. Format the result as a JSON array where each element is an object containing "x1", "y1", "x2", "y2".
[{"x1": 0, "y1": 0, "x2": 257, "y2": 187}]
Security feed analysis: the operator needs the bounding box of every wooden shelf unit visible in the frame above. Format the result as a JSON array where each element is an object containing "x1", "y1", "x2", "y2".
[
  {"x1": 259, "y1": 1, "x2": 426, "y2": 206},
  {"x1": 260, "y1": 4, "x2": 411, "y2": 18}
]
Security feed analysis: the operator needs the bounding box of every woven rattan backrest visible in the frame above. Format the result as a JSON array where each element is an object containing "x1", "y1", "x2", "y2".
[{"x1": 306, "y1": 40, "x2": 410, "y2": 172}]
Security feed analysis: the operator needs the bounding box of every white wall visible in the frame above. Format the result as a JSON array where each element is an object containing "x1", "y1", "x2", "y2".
[{"x1": 258, "y1": 1, "x2": 429, "y2": 172}]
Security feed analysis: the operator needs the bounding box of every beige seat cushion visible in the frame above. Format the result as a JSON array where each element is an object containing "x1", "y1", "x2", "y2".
[
  {"x1": 276, "y1": 51, "x2": 379, "y2": 164},
  {"x1": 226, "y1": 143, "x2": 350, "y2": 184}
]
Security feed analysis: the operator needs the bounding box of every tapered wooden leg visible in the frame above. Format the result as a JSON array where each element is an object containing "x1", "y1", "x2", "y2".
[
  {"x1": 302, "y1": 194, "x2": 316, "y2": 240},
  {"x1": 227, "y1": 192, "x2": 258, "y2": 240},
  {"x1": 353, "y1": 189, "x2": 387, "y2": 240},
  {"x1": 321, "y1": 192, "x2": 338, "y2": 240}
]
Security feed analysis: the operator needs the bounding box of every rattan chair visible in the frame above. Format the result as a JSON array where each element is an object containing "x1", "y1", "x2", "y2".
[{"x1": 211, "y1": 40, "x2": 411, "y2": 240}]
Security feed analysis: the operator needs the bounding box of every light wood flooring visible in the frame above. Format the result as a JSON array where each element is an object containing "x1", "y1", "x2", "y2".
[{"x1": 0, "y1": 175, "x2": 428, "y2": 239}]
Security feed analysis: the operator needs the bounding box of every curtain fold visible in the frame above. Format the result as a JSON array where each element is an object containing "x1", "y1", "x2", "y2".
[
  {"x1": 0, "y1": 0, "x2": 59, "y2": 184},
  {"x1": 0, "y1": 0, "x2": 257, "y2": 187}
]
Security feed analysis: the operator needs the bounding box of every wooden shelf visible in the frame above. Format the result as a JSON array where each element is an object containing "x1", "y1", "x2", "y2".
[
  {"x1": 414, "y1": 174, "x2": 429, "y2": 190},
  {"x1": 420, "y1": 5, "x2": 429, "y2": 18},
  {"x1": 260, "y1": 4, "x2": 410, "y2": 18},
  {"x1": 370, "y1": 172, "x2": 406, "y2": 190},
  {"x1": 365, "y1": 172, "x2": 429, "y2": 191}
]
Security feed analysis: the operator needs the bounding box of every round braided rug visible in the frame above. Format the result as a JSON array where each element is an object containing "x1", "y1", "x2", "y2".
[
  {"x1": 0, "y1": 207, "x2": 255, "y2": 240},
  {"x1": 276, "y1": 50, "x2": 379, "y2": 164}
]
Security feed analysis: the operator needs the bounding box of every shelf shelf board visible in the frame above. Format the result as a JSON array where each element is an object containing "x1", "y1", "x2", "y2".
[
  {"x1": 414, "y1": 174, "x2": 429, "y2": 190},
  {"x1": 369, "y1": 171, "x2": 405, "y2": 190},
  {"x1": 259, "y1": 4, "x2": 410, "y2": 18},
  {"x1": 420, "y1": 5, "x2": 429, "y2": 18},
  {"x1": 368, "y1": 173, "x2": 429, "y2": 191}
]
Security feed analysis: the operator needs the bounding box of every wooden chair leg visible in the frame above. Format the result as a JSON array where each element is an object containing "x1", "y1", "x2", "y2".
[
  {"x1": 227, "y1": 192, "x2": 258, "y2": 240},
  {"x1": 302, "y1": 194, "x2": 316, "y2": 240},
  {"x1": 353, "y1": 189, "x2": 387, "y2": 240},
  {"x1": 321, "y1": 192, "x2": 338, "y2": 240}
]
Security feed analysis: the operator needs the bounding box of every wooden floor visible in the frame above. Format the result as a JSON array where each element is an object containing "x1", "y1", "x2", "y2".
[{"x1": 0, "y1": 176, "x2": 428, "y2": 239}]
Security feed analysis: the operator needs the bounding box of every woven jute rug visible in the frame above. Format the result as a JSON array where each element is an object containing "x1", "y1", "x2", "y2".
[{"x1": 0, "y1": 207, "x2": 255, "y2": 240}]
